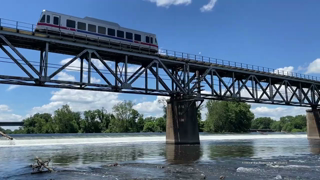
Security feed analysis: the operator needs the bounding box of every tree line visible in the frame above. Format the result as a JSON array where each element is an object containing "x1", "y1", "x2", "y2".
[
  {"x1": 203, "y1": 100, "x2": 306, "y2": 133},
  {"x1": 0, "y1": 99, "x2": 307, "y2": 134},
  {"x1": 2, "y1": 101, "x2": 166, "y2": 134},
  {"x1": 251, "y1": 115, "x2": 307, "y2": 132}
]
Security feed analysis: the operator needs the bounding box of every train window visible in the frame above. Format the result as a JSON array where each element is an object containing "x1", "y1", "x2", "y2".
[
  {"x1": 66, "y1": 19, "x2": 75, "y2": 28},
  {"x1": 151, "y1": 37, "x2": 153, "y2": 44},
  {"x1": 98, "y1": 26, "x2": 106, "y2": 34},
  {"x1": 77, "y1": 22, "x2": 86, "y2": 30},
  {"x1": 155, "y1": 38, "x2": 158, "y2": 45},
  {"x1": 40, "y1": 15, "x2": 45, "y2": 23},
  {"x1": 88, "y1": 24, "x2": 96, "y2": 33},
  {"x1": 146, "y1": 36, "x2": 149, "y2": 43},
  {"x1": 117, "y1": 30, "x2": 124, "y2": 38},
  {"x1": 126, "y1": 32, "x2": 133, "y2": 40},
  {"x1": 53, "y1": 17, "x2": 59, "y2": 25},
  {"x1": 46, "y1": 15, "x2": 50, "y2": 23},
  {"x1": 108, "y1": 28, "x2": 115, "y2": 36},
  {"x1": 134, "y1": 34, "x2": 141, "y2": 41}
]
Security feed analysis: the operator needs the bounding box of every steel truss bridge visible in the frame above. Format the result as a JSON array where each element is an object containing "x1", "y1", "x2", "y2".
[{"x1": 0, "y1": 18, "x2": 319, "y2": 108}]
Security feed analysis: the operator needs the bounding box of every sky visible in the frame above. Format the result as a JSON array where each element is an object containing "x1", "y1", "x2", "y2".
[{"x1": 1, "y1": 0, "x2": 320, "y2": 128}]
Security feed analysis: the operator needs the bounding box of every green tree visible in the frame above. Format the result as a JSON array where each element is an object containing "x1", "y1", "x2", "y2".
[
  {"x1": 96, "y1": 108, "x2": 112, "y2": 132},
  {"x1": 22, "y1": 113, "x2": 55, "y2": 134},
  {"x1": 108, "y1": 101, "x2": 140, "y2": 133},
  {"x1": 270, "y1": 115, "x2": 306, "y2": 132},
  {"x1": 197, "y1": 105, "x2": 204, "y2": 132},
  {"x1": 292, "y1": 115, "x2": 306, "y2": 130},
  {"x1": 283, "y1": 123, "x2": 294, "y2": 132},
  {"x1": 251, "y1": 117, "x2": 275, "y2": 129},
  {"x1": 107, "y1": 116, "x2": 125, "y2": 133},
  {"x1": 155, "y1": 117, "x2": 166, "y2": 132},
  {"x1": 271, "y1": 121, "x2": 281, "y2": 132},
  {"x1": 80, "y1": 110, "x2": 101, "y2": 133},
  {"x1": 52, "y1": 105, "x2": 80, "y2": 133},
  {"x1": 136, "y1": 115, "x2": 145, "y2": 132},
  {"x1": 198, "y1": 119, "x2": 205, "y2": 132},
  {"x1": 204, "y1": 100, "x2": 254, "y2": 133},
  {"x1": 143, "y1": 121, "x2": 156, "y2": 132}
]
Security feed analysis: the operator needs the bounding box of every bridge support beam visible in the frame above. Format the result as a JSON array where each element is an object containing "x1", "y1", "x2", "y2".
[
  {"x1": 166, "y1": 96, "x2": 201, "y2": 144},
  {"x1": 306, "y1": 108, "x2": 320, "y2": 139}
]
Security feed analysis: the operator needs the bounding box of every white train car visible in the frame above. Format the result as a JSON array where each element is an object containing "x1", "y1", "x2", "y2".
[{"x1": 35, "y1": 10, "x2": 159, "y2": 53}]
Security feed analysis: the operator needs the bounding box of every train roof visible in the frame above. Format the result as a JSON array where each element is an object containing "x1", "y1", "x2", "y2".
[{"x1": 42, "y1": 10, "x2": 156, "y2": 36}]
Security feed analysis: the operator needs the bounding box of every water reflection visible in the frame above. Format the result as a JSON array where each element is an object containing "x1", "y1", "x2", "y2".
[
  {"x1": 165, "y1": 144, "x2": 202, "y2": 164},
  {"x1": 308, "y1": 139, "x2": 320, "y2": 154},
  {"x1": 209, "y1": 141, "x2": 254, "y2": 159},
  {"x1": 49, "y1": 143, "x2": 154, "y2": 166}
]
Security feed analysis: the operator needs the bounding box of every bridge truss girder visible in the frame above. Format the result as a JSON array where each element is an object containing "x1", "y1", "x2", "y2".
[{"x1": 0, "y1": 33, "x2": 319, "y2": 107}]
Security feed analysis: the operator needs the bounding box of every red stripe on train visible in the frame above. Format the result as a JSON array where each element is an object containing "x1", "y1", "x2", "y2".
[{"x1": 37, "y1": 23, "x2": 76, "y2": 31}]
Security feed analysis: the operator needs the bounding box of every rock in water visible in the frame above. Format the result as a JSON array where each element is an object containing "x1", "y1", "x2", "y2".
[
  {"x1": 220, "y1": 175, "x2": 225, "y2": 179},
  {"x1": 275, "y1": 175, "x2": 282, "y2": 179},
  {"x1": 200, "y1": 174, "x2": 206, "y2": 179}
]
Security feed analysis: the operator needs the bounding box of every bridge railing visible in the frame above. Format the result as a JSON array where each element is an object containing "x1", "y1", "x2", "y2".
[
  {"x1": 0, "y1": 18, "x2": 35, "y2": 31},
  {"x1": 0, "y1": 17, "x2": 319, "y2": 82},
  {"x1": 159, "y1": 49, "x2": 318, "y2": 81}
]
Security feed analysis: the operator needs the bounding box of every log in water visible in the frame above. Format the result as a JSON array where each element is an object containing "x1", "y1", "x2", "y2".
[{"x1": 0, "y1": 131, "x2": 13, "y2": 140}]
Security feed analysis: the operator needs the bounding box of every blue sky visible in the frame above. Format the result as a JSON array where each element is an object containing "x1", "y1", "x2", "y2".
[{"x1": 1, "y1": 0, "x2": 320, "y2": 126}]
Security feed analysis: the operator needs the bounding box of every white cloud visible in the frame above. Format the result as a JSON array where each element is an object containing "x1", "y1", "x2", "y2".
[
  {"x1": 7, "y1": 85, "x2": 20, "y2": 91},
  {"x1": 30, "y1": 89, "x2": 121, "y2": 115},
  {"x1": 30, "y1": 101, "x2": 65, "y2": 115},
  {"x1": 200, "y1": 0, "x2": 217, "y2": 12},
  {"x1": 82, "y1": 74, "x2": 101, "y2": 84},
  {"x1": 297, "y1": 65, "x2": 307, "y2": 72},
  {"x1": 251, "y1": 106, "x2": 307, "y2": 120},
  {"x1": 92, "y1": 59, "x2": 105, "y2": 69},
  {"x1": 56, "y1": 72, "x2": 76, "y2": 81},
  {"x1": 90, "y1": 77, "x2": 101, "y2": 83},
  {"x1": 148, "y1": 0, "x2": 191, "y2": 7},
  {"x1": 0, "y1": 105, "x2": 11, "y2": 112},
  {"x1": 133, "y1": 96, "x2": 169, "y2": 117},
  {"x1": 60, "y1": 58, "x2": 88, "y2": 72},
  {"x1": 128, "y1": 65, "x2": 141, "y2": 73},
  {"x1": 60, "y1": 58, "x2": 113, "y2": 74},
  {"x1": 274, "y1": 66, "x2": 294, "y2": 76},
  {"x1": 0, "y1": 113, "x2": 23, "y2": 122},
  {"x1": 306, "y1": 58, "x2": 320, "y2": 74}
]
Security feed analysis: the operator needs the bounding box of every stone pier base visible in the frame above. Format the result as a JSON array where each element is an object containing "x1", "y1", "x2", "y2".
[
  {"x1": 166, "y1": 97, "x2": 200, "y2": 144},
  {"x1": 306, "y1": 108, "x2": 320, "y2": 139}
]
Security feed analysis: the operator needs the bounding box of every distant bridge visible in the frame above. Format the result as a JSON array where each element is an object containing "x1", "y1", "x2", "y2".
[
  {"x1": 0, "y1": 122, "x2": 24, "y2": 126},
  {"x1": 0, "y1": 17, "x2": 319, "y2": 144},
  {"x1": 249, "y1": 129, "x2": 274, "y2": 132}
]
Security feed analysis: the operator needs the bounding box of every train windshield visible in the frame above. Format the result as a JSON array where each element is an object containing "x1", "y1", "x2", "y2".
[
  {"x1": 40, "y1": 15, "x2": 45, "y2": 22},
  {"x1": 155, "y1": 38, "x2": 158, "y2": 45}
]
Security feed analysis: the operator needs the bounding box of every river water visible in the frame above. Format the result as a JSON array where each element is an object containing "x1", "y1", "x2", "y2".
[{"x1": 0, "y1": 132, "x2": 320, "y2": 180}]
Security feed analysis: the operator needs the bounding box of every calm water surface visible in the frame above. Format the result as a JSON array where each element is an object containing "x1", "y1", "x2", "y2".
[{"x1": 0, "y1": 132, "x2": 320, "y2": 179}]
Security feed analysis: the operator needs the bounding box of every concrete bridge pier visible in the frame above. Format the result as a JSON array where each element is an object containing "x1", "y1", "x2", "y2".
[
  {"x1": 306, "y1": 107, "x2": 320, "y2": 139},
  {"x1": 166, "y1": 96, "x2": 201, "y2": 144}
]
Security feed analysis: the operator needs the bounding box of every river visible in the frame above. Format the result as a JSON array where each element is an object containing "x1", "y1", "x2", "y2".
[{"x1": 0, "y1": 132, "x2": 319, "y2": 179}]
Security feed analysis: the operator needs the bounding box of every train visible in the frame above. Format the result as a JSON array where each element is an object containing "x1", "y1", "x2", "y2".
[{"x1": 35, "y1": 10, "x2": 159, "y2": 53}]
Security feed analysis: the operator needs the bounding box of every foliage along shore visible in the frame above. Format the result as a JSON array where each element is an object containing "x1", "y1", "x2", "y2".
[{"x1": 0, "y1": 100, "x2": 306, "y2": 134}]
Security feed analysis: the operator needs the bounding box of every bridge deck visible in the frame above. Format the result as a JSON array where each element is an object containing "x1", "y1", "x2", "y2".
[{"x1": 0, "y1": 26, "x2": 317, "y2": 88}]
